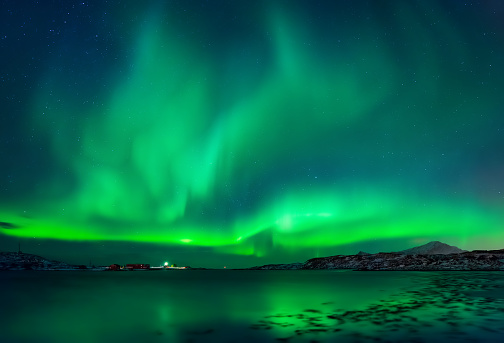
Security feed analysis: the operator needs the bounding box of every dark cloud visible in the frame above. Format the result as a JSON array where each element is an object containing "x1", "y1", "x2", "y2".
[{"x1": 0, "y1": 222, "x2": 20, "y2": 229}]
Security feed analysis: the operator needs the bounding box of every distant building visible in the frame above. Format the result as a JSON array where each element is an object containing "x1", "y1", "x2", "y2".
[{"x1": 126, "y1": 264, "x2": 150, "y2": 270}]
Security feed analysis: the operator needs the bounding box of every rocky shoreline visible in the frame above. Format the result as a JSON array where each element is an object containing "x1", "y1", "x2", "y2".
[{"x1": 306, "y1": 250, "x2": 504, "y2": 271}]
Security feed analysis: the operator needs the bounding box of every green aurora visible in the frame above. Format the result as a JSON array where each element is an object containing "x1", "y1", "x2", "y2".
[{"x1": 1, "y1": 1, "x2": 504, "y2": 267}]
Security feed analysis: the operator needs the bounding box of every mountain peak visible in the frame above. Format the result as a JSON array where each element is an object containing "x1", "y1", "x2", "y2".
[
  {"x1": 422, "y1": 241, "x2": 445, "y2": 248},
  {"x1": 398, "y1": 241, "x2": 466, "y2": 255}
]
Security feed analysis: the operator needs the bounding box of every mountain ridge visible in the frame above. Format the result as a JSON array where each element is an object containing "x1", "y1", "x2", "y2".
[
  {"x1": 0, "y1": 252, "x2": 80, "y2": 270},
  {"x1": 250, "y1": 241, "x2": 504, "y2": 271},
  {"x1": 396, "y1": 241, "x2": 467, "y2": 255}
]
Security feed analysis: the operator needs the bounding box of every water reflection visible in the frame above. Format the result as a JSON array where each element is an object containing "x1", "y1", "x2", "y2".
[
  {"x1": 252, "y1": 272, "x2": 504, "y2": 342},
  {"x1": 0, "y1": 271, "x2": 503, "y2": 342}
]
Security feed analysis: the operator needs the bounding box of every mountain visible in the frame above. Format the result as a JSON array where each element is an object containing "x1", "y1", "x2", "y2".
[
  {"x1": 397, "y1": 241, "x2": 467, "y2": 255},
  {"x1": 0, "y1": 252, "x2": 79, "y2": 270},
  {"x1": 246, "y1": 241, "x2": 504, "y2": 271}
]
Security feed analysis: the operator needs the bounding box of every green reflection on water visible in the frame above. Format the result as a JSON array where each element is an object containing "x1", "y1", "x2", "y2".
[{"x1": 0, "y1": 271, "x2": 503, "y2": 342}]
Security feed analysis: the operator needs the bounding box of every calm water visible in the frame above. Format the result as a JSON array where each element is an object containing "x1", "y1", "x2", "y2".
[{"x1": 1, "y1": 270, "x2": 503, "y2": 343}]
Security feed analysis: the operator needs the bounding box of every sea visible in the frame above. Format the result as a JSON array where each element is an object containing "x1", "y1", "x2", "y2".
[{"x1": 0, "y1": 270, "x2": 503, "y2": 343}]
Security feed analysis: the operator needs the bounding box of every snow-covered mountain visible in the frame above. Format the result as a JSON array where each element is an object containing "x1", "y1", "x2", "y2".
[{"x1": 398, "y1": 241, "x2": 467, "y2": 255}]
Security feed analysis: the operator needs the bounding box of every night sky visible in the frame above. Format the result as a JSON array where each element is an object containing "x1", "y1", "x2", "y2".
[{"x1": 1, "y1": 1, "x2": 504, "y2": 268}]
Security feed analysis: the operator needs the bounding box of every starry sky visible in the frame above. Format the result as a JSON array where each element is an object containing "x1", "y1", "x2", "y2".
[{"x1": 1, "y1": 0, "x2": 504, "y2": 268}]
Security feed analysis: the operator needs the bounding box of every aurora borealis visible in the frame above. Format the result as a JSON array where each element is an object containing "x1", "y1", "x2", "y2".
[{"x1": 1, "y1": 1, "x2": 504, "y2": 267}]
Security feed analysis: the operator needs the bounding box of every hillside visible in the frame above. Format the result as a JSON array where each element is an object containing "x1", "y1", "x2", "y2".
[
  {"x1": 398, "y1": 241, "x2": 467, "y2": 255},
  {"x1": 303, "y1": 250, "x2": 504, "y2": 271},
  {"x1": 0, "y1": 252, "x2": 79, "y2": 270},
  {"x1": 250, "y1": 242, "x2": 504, "y2": 271}
]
